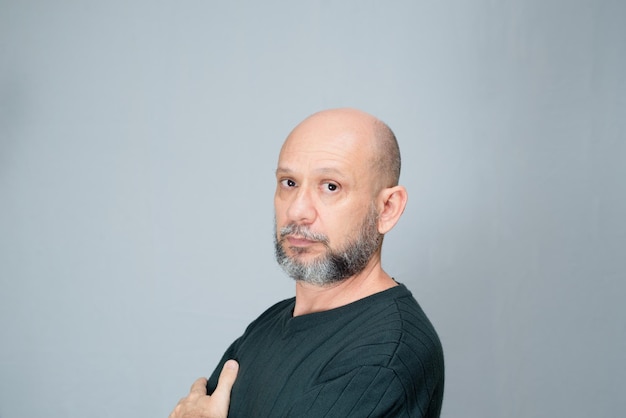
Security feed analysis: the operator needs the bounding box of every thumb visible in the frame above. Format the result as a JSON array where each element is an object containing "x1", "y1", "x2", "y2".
[{"x1": 211, "y1": 360, "x2": 239, "y2": 405}]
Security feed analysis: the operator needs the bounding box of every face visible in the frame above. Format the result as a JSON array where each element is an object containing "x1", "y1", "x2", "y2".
[{"x1": 273, "y1": 111, "x2": 383, "y2": 285}]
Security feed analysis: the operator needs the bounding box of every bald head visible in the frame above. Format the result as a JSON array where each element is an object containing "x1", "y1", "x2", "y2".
[
  {"x1": 274, "y1": 108, "x2": 408, "y2": 285},
  {"x1": 282, "y1": 108, "x2": 401, "y2": 191}
]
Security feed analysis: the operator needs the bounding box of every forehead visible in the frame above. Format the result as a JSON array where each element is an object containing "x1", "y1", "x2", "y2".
[
  {"x1": 277, "y1": 116, "x2": 377, "y2": 175},
  {"x1": 277, "y1": 138, "x2": 365, "y2": 183}
]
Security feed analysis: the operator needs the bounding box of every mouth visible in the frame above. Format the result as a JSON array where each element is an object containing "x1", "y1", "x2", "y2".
[
  {"x1": 277, "y1": 224, "x2": 329, "y2": 250},
  {"x1": 285, "y1": 235, "x2": 319, "y2": 247}
]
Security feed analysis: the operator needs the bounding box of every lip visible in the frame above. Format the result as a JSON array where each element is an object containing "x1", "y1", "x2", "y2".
[{"x1": 286, "y1": 236, "x2": 317, "y2": 247}]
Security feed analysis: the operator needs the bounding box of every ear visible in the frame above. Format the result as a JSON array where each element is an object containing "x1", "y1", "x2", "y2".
[{"x1": 376, "y1": 185, "x2": 408, "y2": 235}]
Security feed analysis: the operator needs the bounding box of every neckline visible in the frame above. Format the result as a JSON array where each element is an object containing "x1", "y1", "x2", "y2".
[{"x1": 281, "y1": 283, "x2": 408, "y2": 336}]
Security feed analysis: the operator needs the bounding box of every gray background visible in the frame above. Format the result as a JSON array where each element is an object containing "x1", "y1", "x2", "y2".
[{"x1": 1, "y1": 1, "x2": 624, "y2": 417}]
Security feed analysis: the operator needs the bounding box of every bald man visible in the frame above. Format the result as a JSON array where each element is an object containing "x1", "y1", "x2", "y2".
[{"x1": 169, "y1": 109, "x2": 444, "y2": 418}]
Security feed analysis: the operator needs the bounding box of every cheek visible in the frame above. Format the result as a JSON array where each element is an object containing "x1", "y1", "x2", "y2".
[
  {"x1": 318, "y1": 208, "x2": 357, "y2": 240},
  {"x1": 274, "y1": 200, "x2": 285, "y2": 220},
  {"x1": 340, "y1": 204, "x2": 371, "y2": 231},
  {"x1": 274, "y1": 203, "x2": 290, "y2": 232}
]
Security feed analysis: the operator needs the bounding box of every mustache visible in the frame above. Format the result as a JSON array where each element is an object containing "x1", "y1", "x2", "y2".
[{"x1": 279, "y1": 224, "x2": 329, "y2": 245}]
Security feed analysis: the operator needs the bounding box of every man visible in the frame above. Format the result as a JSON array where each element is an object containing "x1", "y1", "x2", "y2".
[{"x1": 170, "y1": 108, "x2": 444, "y2": 418}]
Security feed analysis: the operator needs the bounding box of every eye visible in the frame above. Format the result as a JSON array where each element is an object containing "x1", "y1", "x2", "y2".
[
  {"x1": 323, "y1": 182, "x2": 339, "y2": 192},
  {"x1": 280, "y1": 179, "x2": 296, "y2": 188}
]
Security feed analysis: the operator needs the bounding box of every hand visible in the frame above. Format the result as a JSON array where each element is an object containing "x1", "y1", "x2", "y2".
[{"x1": 169, "y1": 360, "x2": 239, "y2": 418}]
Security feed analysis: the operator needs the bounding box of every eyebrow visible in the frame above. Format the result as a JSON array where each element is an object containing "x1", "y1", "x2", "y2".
[
  {"x1": 275, "y1": 167, "x2": 293, "y2": 176},
  {"x1": 275, "y1": 166, "x2": 346, "y2": 176}
]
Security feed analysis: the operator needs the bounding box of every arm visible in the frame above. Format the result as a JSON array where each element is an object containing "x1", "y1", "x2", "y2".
[
  {"x1": 285, "y1": 365, "x2": 441, "y2": 418},
  {"x1": 169, "y1": 360, "x2": 239, "y2": 418},
  {"x1": 284, "y1": 366, "x2": 410, "y2": 418}
]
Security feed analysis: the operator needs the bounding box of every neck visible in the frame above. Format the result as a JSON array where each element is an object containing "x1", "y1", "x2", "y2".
[{"x1": 292, "y1": 255, "x2": 398, "y2": 317}]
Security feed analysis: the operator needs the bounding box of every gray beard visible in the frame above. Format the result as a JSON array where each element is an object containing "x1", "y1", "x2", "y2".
[{"x1": 274, "y1": 206, "x2": 382, "y2": 286}]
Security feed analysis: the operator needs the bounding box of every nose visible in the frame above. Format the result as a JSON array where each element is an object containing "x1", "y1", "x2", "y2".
[{"x1": 285, "y1": 187, "x2": 317, "y2": 225}]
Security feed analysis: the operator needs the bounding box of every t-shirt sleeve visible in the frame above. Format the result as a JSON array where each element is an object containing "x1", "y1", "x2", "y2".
[{"x1": 283, "y1": 365, "x2": 414, "y2": 418}]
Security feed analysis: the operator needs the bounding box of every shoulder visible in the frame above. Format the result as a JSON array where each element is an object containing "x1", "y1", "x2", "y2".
[
  {"x1": 308, "y1": 284, "x2": 444, "y2": 416},
  {"x1": 393, "y1": 285, "x2": 443, "y2": 362},
  {"x1": 240, "y1": 296, "x2": 294, "y2": 332},
  {"x1": 330, "y1": 284, "x2": 444, "y2": 388},
  {"x1": 258, "y1": 296, "x2": 295, "y2": 319},
  {"x1": 341, "y1": 282, "x2": 440, "y2": 345},
  {"x1": 321, "y1": 284, "x2": 443, "y2": 372},
  {"x1": 388, "y1": 285, "x2": 445, "y2": 415}
]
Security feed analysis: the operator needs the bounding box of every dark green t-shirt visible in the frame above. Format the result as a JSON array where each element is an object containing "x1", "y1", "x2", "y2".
[{"x1": 207, "y1": 283, "x2": 444, "y2": 417}]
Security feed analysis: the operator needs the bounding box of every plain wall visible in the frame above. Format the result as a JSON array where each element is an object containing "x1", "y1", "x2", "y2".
[{"x1": 1, "y1": 1, "x2": 624, "y2": 417}]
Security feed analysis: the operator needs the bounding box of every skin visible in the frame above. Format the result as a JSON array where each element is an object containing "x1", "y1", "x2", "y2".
[
  {"x1": 275, "y1": 108, "x2": 408, "y2": 316},
  {"x1": 169, "y1": 108, "x2": 408, "y2": 417},
  {"x1": 168, "y1": 360, "x2": 239, "y2": 418}
]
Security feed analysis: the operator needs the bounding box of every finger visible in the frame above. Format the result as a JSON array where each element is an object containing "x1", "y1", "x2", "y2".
[
  {"x1": 189, "y1": 377, "x2": 209, "y2": 396},
  {"x1": 211, "y1": 360, "x2": 239, "y2": 405}
]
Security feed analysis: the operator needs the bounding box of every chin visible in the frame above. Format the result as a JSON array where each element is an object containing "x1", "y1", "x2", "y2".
[{"x1": 287, "y1": 245, "x2": 308, "y2": 255}]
